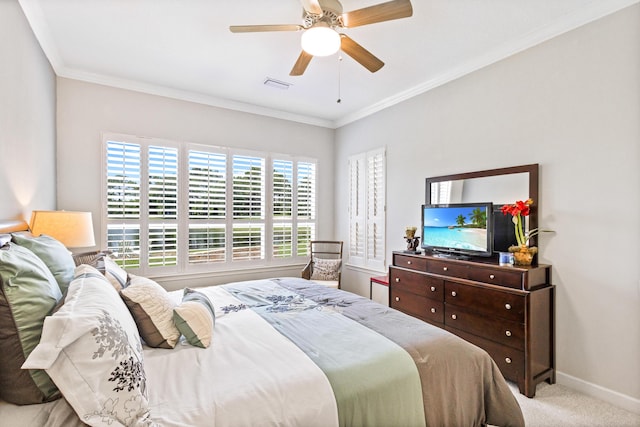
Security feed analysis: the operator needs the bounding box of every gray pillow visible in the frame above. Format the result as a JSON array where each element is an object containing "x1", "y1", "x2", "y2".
[
  {"x1": 12, "y1": 233, "x2": 75, "y2": 294},
  {"x1": 0, "y1": 243, "x2": 62, "y2": 404}
]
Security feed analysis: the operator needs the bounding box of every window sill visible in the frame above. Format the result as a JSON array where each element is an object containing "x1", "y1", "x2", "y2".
[{"x1": 146, "y1": 262, "x2": 307, "y2": 290}]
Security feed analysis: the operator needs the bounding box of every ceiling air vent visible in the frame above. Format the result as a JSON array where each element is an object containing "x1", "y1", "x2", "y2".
[{"x1": 263, "y1": 77, "x2": 292, "y2": 90}]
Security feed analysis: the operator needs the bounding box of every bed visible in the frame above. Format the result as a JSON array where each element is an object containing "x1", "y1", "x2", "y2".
[{"x1": 0, "y1": 220, "x2": 524, "y2": 427}]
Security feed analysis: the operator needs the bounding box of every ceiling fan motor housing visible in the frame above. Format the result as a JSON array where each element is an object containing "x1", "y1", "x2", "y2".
[{"x1": 303, "y1": 0, "x2": 343, "y2": 29}]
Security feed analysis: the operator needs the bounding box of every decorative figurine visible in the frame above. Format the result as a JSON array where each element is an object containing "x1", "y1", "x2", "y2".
[{"x1": 404, "y1": 226, "x2": 421, "y2": 253}]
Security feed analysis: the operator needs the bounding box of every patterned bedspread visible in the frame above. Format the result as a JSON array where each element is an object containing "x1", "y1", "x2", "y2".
[{"x1": 0, "y1": 277, "x2": 524, "y2": 427}]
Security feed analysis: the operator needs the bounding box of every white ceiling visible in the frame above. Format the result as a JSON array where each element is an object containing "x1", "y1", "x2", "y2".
[{"x1": 19, "y1": 0, "x2": 637, "y2": 128}]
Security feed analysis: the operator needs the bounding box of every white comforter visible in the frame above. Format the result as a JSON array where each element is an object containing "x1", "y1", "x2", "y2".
[{"x1": 144, "y1": 285, "x2": 339, "y2": 426}]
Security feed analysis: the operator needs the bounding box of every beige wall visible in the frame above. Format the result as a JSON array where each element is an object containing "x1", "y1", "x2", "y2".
[
  {"x1": 55, "y1": 78, "x2": 336, "y2": 287},
  {"x1": 336, "y1": 4, "x2": 640, "y2": 411},
  {"x1": 0, "y1": 0, "x2": 56, "y2": 220}
]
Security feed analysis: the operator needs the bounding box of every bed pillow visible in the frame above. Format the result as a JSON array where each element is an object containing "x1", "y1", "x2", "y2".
[
  {"x1": 12, "y1": 233, "x2": 75, "y2": 294},
  {"x1": 310, "y1": 258, "x2": 341, "y2": 281},
  {"x1": 0, "y1": 243, "x2": 62, "y2": 405},
  {"x1": 120, "y1": 275, "x2": 180, "y2": 349},
  {"x1": 173, "y1": 288, "x2": 216, "y2": 348},
  {"x1": 0, "y1": 234, "x2": 11, "y2": 246},
  {"x1": 22, "y1": 270, "x2": 154, "y2": 427},
  {"x1": 73, "y1": 252, "x2": 129, "y2": 291}
]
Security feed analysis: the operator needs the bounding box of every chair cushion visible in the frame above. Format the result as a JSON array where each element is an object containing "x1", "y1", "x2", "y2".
[{"x1": 310, "y1": 258, "x2": 341, "y2": 281}]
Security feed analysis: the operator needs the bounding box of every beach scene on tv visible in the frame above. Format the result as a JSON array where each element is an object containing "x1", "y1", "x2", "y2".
[{"x1": 423, "y1": 205, "x2": 489, "y2": 251}]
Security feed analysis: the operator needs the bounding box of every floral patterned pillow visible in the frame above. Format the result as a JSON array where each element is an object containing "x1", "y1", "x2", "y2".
[
  {"x1": 23, "y1": 265, "x2": 157, "y2": 427},
  {"x1": 310, "y1": 258, "x2": 342, "y2": 281}
]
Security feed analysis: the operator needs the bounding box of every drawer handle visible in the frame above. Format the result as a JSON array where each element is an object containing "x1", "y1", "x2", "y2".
[
  {"x1": 395, "y1": 296, "x2": 400, "y2": 302},
  {"x1": 407, "y1": 261, "x2": 412, "y2": 265},
  {"x1": 443, "y1": 267, "x2": 448, "y2": 272},
  {"x1": 489, "y1": 274, "x2": 495, "y2": 279},
  {"x1": 430, "y1": 308, "x2": 436, "y2": 313},
  {"x1": 505, "y1": 357, "x2": 512, "y2": 364},
  {"x1": 430, "y1": 286, "x2": 436, "y2": 292},
  {"x1": 505, "y1": 303, "x2": 512, "y2": 310},
  {"x1": 395, "y1": 278, "x2": 400, "y2": 282},
  {"x1": 451, "y1": 314, "x2": 457, "y2": 320},
  {"x1": 451, "y1": 291, "x2": 457, "y2": 297},
  {"x1": 505, "y1": 330, "x2": 512, "y2": 337}
]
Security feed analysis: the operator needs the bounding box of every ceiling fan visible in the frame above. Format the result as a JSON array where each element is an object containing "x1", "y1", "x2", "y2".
[{"x1": 230, "y1": 0, "x2": 413, "y2": 76}]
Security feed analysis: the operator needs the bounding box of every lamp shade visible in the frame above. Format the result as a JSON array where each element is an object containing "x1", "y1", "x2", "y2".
[
  {"x1": 29, "y1": 210, "x2": 96, "y2": 248},
  {"x1": 301, "y1": 24, "x2": 341, "y2": 57}
]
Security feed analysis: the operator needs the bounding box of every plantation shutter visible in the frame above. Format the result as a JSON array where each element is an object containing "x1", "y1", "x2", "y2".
[
  {"x1": 105, "y1": 140, "x2": 142, "y2": 268},
  {"x1": 232, "y1": 155, "x2": 265, "y2": 261},
  {"x1": 367, "y1": 148, "x2": 386, "y2": 269},
  {"x1": 296, "y1": 161, "x2": 316, "y2": 256},
  {"x1": 348, "y1": 154, "x2": 366, "y2": 263},
  {"x1": 147, "y1": 146, "x2": 178, "y2": 268},
  {"x1": 104, "y1": 134, "x2": 316, "y2": 273},
  {"x1": 273, "y1": 159, "x2": 293, "y2": 258},
  {"x1": 188, "y1": 150, "x2": 227, "y2": 264},
  {"x1": 348, "y1": 149, "x2": 386, "y2": 269}
]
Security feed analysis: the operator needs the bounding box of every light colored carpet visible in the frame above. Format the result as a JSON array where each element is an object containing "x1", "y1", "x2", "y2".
[{"x1": 509, "y1": 382, "x2": 640, "y2": 426}]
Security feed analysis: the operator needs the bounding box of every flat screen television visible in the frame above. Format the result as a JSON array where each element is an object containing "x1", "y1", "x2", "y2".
[{"x1": 421, "y1": 202, "x2": 494, "y2": 259}]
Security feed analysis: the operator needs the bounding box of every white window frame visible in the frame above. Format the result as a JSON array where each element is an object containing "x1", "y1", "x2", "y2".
[
  {"x1": 102, "y1": 133, "x2": 317, "y2": 276},
  {"x1": 348, "y1": 148, "x2": 386, "y2": 270}
]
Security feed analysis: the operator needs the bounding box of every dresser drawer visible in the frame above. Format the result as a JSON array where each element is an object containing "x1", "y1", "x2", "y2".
[
  {"x1": 445, "y1": 304, "x2": 524, "y2": 350},
  {"x1": 426, "y1": 259, "x2": 468, "y2": 278},
  {"x1": 449, "y1": 328, "x2": 524, "y2": 383},
  {"x1": 389, "y1": 267, "x2": 444, "y2": 299},
  {"x1": 467, "y1": 266, "x2": 523, "y2": 289},
  {"x1": 390, "y1": 288, "x2": 444, "y2": 325},
  {"x1": 394, "y1": 254, "x2": 427, "y2": 271},
  {"x1": 444, "y1": 281, "x2": 525, "y2": 322}
]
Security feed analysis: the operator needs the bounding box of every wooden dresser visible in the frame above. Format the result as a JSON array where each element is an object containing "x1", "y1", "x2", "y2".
[{"x1": 389, "y1": 251, "x2": 555, "y2": 397}]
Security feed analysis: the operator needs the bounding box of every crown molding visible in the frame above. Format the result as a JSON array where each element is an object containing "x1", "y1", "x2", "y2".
[
  {"x1": 20, "y1": 0, "x2": 639, "y2": 130},
  {"x1": 334, "y1": 0, "x2": 640, "y2": 128},
  {"x1": 58, "y1": 67, "x2": 335, "y2": 128}
]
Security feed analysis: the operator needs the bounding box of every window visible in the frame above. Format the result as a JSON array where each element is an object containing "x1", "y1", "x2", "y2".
[
  {"x1": 104, "y1": 134, "x2": 316, "y2": 275},
  {"x1": 348, "y1": 148, "x2": 386, "y2": 270}
]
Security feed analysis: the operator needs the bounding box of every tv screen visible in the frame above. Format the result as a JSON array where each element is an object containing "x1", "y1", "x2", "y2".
[{"x1": 421, "y1": 202, "x2": 493, "y2": 258}]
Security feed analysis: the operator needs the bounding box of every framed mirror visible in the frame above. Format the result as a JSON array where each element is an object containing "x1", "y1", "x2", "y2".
[{"x1": 425, "y1": 164, "x2": 539, "y2": 250}]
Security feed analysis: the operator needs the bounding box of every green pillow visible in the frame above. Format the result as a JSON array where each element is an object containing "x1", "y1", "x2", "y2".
[
  {"x1": 173, "y1": 288, "x2": 216, "y2": 348},
  {"x1": 0, "y1": 243, "x2": 62, "y2": 404},
  {"x1": 12, "y1": 233, "x2": 75, "y2": 294}
]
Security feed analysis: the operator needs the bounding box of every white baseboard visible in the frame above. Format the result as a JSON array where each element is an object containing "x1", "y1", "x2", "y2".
[{"x1": 557, "y1": 371, "x2": 640, "y2": 415}]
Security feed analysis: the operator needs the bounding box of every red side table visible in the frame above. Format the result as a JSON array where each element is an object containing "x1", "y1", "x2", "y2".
[{"x1": 370, "y1": 275, "x2": 389, "y2": 299}]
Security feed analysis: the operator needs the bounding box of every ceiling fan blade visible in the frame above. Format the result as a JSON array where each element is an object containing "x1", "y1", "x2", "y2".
[
  {"x1": 229, "y1": 24, "x2": 304, "y2": 33},
  {"x1": 340, "y1": 34, "x2": 384, "y2": 73},
  {"x1": 290, "y1": 51, "x2": 313, "y2": 76},
  {"x1": 341, "y1": 0, "x2": 413, "y2": 28},
  {"x1": 300, "y1": 0, "x2": 323, "y2": 15}
]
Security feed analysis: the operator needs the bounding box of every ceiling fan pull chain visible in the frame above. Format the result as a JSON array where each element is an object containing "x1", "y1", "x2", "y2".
[{"x1": 337, "y1": 55, "x2": 343, "y2": 104}]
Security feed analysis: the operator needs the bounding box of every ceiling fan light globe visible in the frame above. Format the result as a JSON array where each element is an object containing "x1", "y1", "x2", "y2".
[{"x1": 301, "y1": 26, "x2": 341, "y2": 56}]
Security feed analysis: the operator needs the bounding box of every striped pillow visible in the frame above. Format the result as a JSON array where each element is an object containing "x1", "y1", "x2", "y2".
[{"x1": 173, "y1": 288, "x2": 215, "y2": 348}]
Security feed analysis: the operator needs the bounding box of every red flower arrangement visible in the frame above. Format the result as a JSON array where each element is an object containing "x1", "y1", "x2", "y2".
[{"x1": 500, "y1": 198, "x2": 536, "y2": 248}]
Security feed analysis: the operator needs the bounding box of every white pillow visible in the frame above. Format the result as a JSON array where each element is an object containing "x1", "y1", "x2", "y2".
[
  {"x1": 22, "y1": 265, "x2": 155, "y2": 427},
  {"x1": 120, "y1": 275, "x2": 180, "y2": 349},
  {"x1": 310, "y1": 258, "x2": 341, "y2": 281}
]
